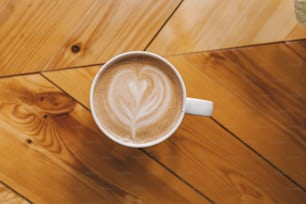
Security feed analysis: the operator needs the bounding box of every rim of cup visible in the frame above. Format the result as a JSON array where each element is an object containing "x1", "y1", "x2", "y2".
[{"x1": 90, "y1": 51, "x2": 187, "y2": 148}]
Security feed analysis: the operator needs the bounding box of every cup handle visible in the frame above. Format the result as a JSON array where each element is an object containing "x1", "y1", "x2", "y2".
[{"x1": 185, "y1": 97, "x2": 214, "y2": 116}]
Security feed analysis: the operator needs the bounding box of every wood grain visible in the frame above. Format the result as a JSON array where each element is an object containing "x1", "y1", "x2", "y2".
[
  {"x1": 286, "y1": 39, "x2": 306, "y2": 60},
  {"x1": 147, "y1": 116, "x2": 306, "y2": 203},
  {"x1": 0, "y1": 74, "x2": 208, "y2": 204},
  {"x1": 165, "y1": 44, "x2": 306, "y2": 188},
  {"x1": 0, "y1": 0, "x2": 180, "y2": 76},
  {"x1": 149, "y1": 50, "x2": 306, "y2": 203},
  {"x1": 0, "y1": 182, "x2": 30, "y2": 204},
  {"x1": 43, "y1": 66, "x2": 100, "y2": 108},
  {"x1": 43, "y1": 48, "x2": 306, "y2": 202},
  {"x1": 148, "y1": 0, "x2": 299, "y2": 55}
]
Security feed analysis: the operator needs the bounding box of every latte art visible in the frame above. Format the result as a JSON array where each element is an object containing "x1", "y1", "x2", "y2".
[
  {"x1": 107, "y1": 66, "x2": 171, "y2": 139},
  {"x1": 93, "y1": 56, "x2": 183, "y2": 144}
]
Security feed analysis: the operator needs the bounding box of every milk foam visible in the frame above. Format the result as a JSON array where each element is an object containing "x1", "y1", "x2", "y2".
[
  {"x1": 106, "y1": 65, "x2": 171, "y2": 140},
  {"x1": 93, "y1": 56, "x2": 183, "y2": 144}
]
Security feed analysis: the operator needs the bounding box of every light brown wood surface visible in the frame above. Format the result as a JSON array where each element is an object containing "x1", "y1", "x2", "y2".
[
  {"x1": 287, "y1": 23, "x2": 306, "y2": 40},
  {"x1": 1, "y1": 0, "x2": 306, "y2": 203},
  {"x1": 0, "y1": 0, "x2": 180, "y2": 76},
  {"x1": 0, "y1": 182, "x2": 30, "y2": 204},
  {"x1": 43, "y1": 66, "x2": 101, "y2": 108},
  {"x1": 0, "y1": 74, "x2": 208, "y2": 204},
  {"x1": 43, "y1": 41, "x2": 306, "y2": 202},
  {"x1": 148, "y1": 0, "x2": 304, "y2": 55}
]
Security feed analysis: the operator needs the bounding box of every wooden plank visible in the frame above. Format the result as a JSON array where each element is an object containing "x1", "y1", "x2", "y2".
[
  {"x1": 0, "y1": 75, "x2": 208, "y2": 203},
  {"x1": 147, "y1": 116, "x2": 306, "y2": 203},
  {"x1": 0, "y1": 0, "x2": 180, "y2": 76},
  {"x1": 144, "y1": 49, "x2": 306, "y2": 201},
  {"x1": 286, "y1": 23, "x2": 306, "y2": 40},
  {"x1": 165, "y1": 44, "x2": 306, "y2": 188},
  {"x1": 43, "y1": 66, "x2": 101, "y2": 108},
  {"x1": 285, "y1": 39, "x2": 306, "y2": 60},
  {"x1": 43, "y1": 62, "x2": 306, "y2": 202},
  {"x1": 148, "y1": 0, "x2": 298, "y2": 55},
  {"x1": 0, "y1": 182, "x2": 30, "y2": 204}
]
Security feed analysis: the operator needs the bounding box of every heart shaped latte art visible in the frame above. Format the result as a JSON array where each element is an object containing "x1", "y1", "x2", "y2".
[{"x1": 107, "y1": 65, "x2": 171, "y2": 140}]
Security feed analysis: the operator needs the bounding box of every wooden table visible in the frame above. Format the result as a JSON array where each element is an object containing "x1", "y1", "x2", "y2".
[{"x1": 0, "y1": 1, "x2": 305, "y2": 203}]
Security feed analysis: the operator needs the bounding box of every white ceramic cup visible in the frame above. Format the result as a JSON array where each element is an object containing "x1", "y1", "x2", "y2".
[{"x1": 90, "y1": 51, "x2": 213, "y2": 148}]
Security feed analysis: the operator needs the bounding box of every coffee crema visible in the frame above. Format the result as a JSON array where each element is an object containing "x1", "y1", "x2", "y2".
[{"x1": 92, "y1": 56, "x2": 183, "y2": 144}]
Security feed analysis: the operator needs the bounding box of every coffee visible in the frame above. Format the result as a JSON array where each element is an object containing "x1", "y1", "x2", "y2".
[{"x1": 92, "y1": 55, "x2": 183, "y2": 144}]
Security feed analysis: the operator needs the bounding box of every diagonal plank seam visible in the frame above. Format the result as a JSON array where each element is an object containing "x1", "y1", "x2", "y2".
[
  {"x1": 210, "y1": 117, "x2": 306, "y2": 192},
  {"x1": 0, "y1": 181, "x2": 33, "y2": 204},
  {"x1": 144, "y1": 0, "x2": 184, "y2": 51},
  {"x1": 163, "y1": 41, "x2": 287, "y2": 58},
  {"x1": 0, "y1": 71, "x2": 40, "y2": 79},
  {"x1": 39, "y1": 72, "x2": 213, "y2": 202},
  {"x1": 0, "y1": 64, "x2": 103, "y2": 80},
  {"x1": 42, "y1": 63, "x2": 104, "y2": 74},
  {"x1": 142, "y1": 149, "x2": 215, "y2": 204},
  {"x1": 284, "y1": 40, "x2": 306, "y2": 61},
  {"x1": 40, "y1": 73, "x2": 91, "y2": 112}
]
